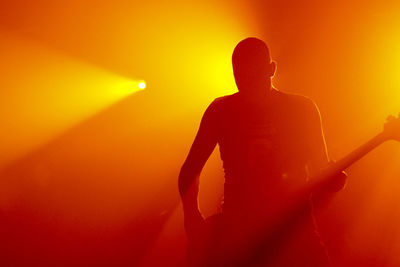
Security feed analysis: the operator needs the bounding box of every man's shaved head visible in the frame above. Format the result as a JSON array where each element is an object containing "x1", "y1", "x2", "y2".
[
  {"x1": 233, "y1": 37, "x2": 271, "y2": 72},
  {"x1": 232, "y1": 38, "x2": 275, "y2": 95}
]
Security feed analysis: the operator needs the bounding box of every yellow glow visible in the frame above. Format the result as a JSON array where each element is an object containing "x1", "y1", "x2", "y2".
[
  {"x1": 138, "y1": 81, "x2": 146, "y2": 89},
  {"x1": 358, "y1": 17, "x2": 400, "y2": 116}
]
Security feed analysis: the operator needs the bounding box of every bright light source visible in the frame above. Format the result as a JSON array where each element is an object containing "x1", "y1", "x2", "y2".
[{"x1": 138, "y1": 81, "x2": 146, "y2": 89}]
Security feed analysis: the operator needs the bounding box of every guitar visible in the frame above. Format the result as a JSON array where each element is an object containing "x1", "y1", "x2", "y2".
[
  {"x1": 308, "y1": 113, "x2": 400, "y2": 192},
  {"x1": 188, "y1": 114, "x2": 400, "y2": 266}
]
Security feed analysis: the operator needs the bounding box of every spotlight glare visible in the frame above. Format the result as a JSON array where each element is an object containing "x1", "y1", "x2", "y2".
[{"x1": 138, "y1": 81, "x2": 146, "y2": 89}]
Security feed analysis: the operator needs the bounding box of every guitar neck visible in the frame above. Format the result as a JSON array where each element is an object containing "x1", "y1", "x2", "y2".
[
  {"x1": 314, "y1": 132, "x2": 388, "y2": 187},
  {"x1": 335, "y1": 132, "x2": 387, "y2": 172}
]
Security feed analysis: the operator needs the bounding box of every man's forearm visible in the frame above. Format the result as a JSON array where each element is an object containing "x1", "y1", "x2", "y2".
[{"x1": 178, "y1": 165, "x2": 201, "y2": 216}]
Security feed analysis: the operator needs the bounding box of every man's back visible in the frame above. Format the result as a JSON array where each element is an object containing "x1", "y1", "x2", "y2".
[
  {"x1": 203, "y1": 89, "x2": 327, "y2": 216},
  {"x1": 186, "y1": 89, "x2": 332, "y2": 265}
]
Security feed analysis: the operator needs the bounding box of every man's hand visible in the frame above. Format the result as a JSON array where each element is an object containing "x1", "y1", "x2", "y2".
[
  {"x1": 325, "y1": 171, "x2": 347, "y2": 192},
  {"x1": 322, "y1": 161, "x2": 348, "y2": 192}
]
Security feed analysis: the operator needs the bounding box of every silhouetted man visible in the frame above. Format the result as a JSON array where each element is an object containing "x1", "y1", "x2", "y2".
[{"x1": 179, "y1": 37, "x2": 346, "y2": 266}]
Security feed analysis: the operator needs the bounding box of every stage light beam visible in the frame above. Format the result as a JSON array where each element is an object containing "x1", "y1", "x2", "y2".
[{"x1": 0, "y1": 33, "x2": 141, "y2": 171}]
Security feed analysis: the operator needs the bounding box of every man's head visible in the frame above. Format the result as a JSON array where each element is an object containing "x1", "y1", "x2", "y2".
[{"x1": 232, "y1": 38, "x2": 276, "y2": 94}]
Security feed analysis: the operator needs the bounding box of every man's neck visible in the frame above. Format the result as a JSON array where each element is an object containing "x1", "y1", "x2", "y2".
[{"x1": 239, "y1": 82, "x2": 274, "y2": 102}]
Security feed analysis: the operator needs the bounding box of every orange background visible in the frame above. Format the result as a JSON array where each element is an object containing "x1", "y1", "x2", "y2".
[{"x1": 0, "y1": 0, "x2": 400, "y2": 266}]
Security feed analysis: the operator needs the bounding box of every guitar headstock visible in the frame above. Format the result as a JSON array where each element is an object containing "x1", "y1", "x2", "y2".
[{"x1": 383, "y1": 113, "x2": 400, "y2": 142}]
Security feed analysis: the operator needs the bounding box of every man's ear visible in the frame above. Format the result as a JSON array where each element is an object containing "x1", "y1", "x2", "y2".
[{"x1": 267, "y1": 61, "x2": 277, "y2": 77}]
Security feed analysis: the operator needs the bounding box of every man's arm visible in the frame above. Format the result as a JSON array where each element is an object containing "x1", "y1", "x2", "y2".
[
  {"x1": 304, "y1": 99, "x2": 347, "y2": 192},
  {"x1": 178, "y1": 102, "x2": 218, "y2": 236}
]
